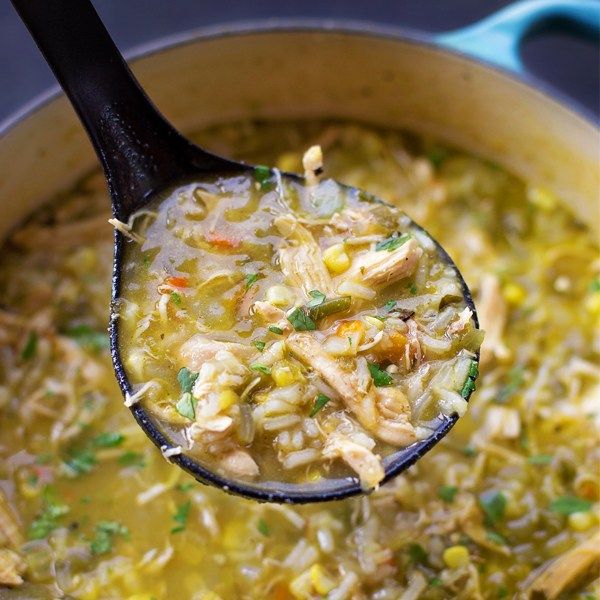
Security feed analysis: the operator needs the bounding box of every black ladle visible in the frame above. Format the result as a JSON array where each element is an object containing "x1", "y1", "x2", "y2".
[{"x1": 13, "y1": 0, "x2": 479, "y2": 503}]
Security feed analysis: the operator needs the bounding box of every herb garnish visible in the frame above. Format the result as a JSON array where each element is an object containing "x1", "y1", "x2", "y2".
[
  {"x1": 375, "y1": 233, "x2": 411, "y2": 252},
  {"x1": 64, "y1": 325, "x2": 109, "y2": 352},
  {"x1": 496, "y1": 365, "x2": 525, "y2": 403},
  {"x1": 245, "y1": 273, "x2": 260, "y2": 290},
  {"x1": 309, "y1": 393, "x2": 331, "y2": 417},
  {"x1": 306, "y1": 289, "x2": 326, "y2": 308},
  {"x1": 28, "y1": 490, "x2": 70, "y2": 540},
  {"x1": 176, "y1": 392, "x2": 196, "y2": 420},
  {"x1": 254, "y1": 165, "x2": 272, "y2": 189},
  {"x1": 21, "y1": 331, "x2": 38, "y2": 360},
  {"x1": 438, "y1": 485, "x2": 458, "y2": 503},
  {"x1": 527, "y1": 454, "x2": 553, "y2": 466},
  {"x1": 287, "y1": 307, "x2": 316, "y2": 331},
  {"x1": 250, "y1": 363, "x2": 271, "y2": 375},
  {"x1": 486, "y1": 530, "x2": 507, "y2": 546},
  {"x1": 257, "y1": 518, "x2": 270, "y2": 537},
  {"x1": 252, "y1": 340, "x2": 266, "y2": 352},
  {"x1": 407, "y1": 543, "x2": 428, "y2": 565},
  {"x1": 63, "y1": 448, "x2": 97, "y2": 477},
  {"x1": 93, "y1": 432, "x2": 124, "y2": 448},
  {"x1": 479, "y1": 491, "x2": 507, "y2": 525},
  {"x1": 268, "y1": 326, "x2": 284, "y2": 335},
  {"x1": 118, "y1": 451, "x2": 146, "y2": 468},
  {"x1": 171, "y1": 500, "x2": 192, "y2": 533},
  {"x1": 549, "y1": 495, "x2": 591, "y2": 515},
  {"x1": 170, "y1": 291, "x2": 182, "y2": 306},
  {"x1": 90, "y1": 521, "x2": 129, "y2": 554},
  {"x1": 367, "y1": 362, "x2": 393, "y2": 387},
  {"x1": 177, "y1": 367, "x2": 198, "y2": 393}
]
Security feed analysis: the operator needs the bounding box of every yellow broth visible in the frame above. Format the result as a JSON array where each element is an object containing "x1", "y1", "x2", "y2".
[
  {"x1": 118, "y1": 169, "x2": 479, "y2": 489},
  {"x1": 0, "y1": 121, "x2": 598, "y2": 599}
]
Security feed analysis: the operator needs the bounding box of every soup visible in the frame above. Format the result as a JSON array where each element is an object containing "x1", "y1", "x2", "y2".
[
  {"x1": 0, "y1": 121, "x2": 598, "y2": 599},
  {"x1": 117, "y1": 158, "x2": 479, "y2": 489}
]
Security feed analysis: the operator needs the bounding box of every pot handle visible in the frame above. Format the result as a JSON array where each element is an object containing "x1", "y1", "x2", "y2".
[{"x1": 435, "y1": 0, "x2": 600, "y2": 74}]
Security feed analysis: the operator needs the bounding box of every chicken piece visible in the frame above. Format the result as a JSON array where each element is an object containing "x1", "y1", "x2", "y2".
[
  {"x1": 347, "y1": 238, "x2": 423, "y2": 287},
  {"x1": 0, "y1": 491, "x2": 23, "y2": 549},
  {"x1": 374, "y1": 387, "x2": 417, "y2": 446},
  {"x1": 447, "y1": 307, "x2": 474, "y2": 335},
  {"x1": 527, "y1": 534, "x2": 600, "y2": 599},
  {"x1": 251, "y1": 301, "x2": 291, "y2": 333},
  {"x1": 220, "y1": 450, "x2": 260, "y2": 480},
  {"x1": 477, "y1": 275, "x2": 510, "y2": 365},
  {"x1": 0, "y1": 549, "x2": 26, "y2": 586},
  {"x1": 274, "y1": 215, "x2": 334, "y2": 297},
  {"x1": 179, "y1": 334, "x2": 256, "y2": 372},
  {"x1": 302, "y1": 145, "x2": 323, "y2": 186},
  {"x1": 323, "y1": 433, "x2": 384, "y2": 490},
  {"x1": 287, "y1": 333, "x2": 416, "y2": 446}
]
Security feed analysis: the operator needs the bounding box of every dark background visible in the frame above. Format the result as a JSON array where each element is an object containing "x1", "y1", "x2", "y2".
[{"x1": 1, "y1": 0, "x2": 598, "y2": 122}]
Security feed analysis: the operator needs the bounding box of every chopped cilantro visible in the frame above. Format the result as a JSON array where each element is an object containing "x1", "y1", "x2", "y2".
[
  {"x1": 486, "y1": 530, "x2": 507, "y2": 546},
  {"x1": 496, "y1": 365, "x2": 525, "y2": 403},
  {"x1": 28, "y1": 495, "x2": 70, "y2": 540},
  {"x1": 306, "y1": 289, "x2": 326, "y2": 308},
  {"x1": 93, "y1": 432, "x2": 124, "y2": 448},
  {"x1": 254, "y1": 165, "x2": 271, "y2": 189},
  {"x1": 463, "y1": 445, "x2": 478, "y2": 457},
  {"x1": 408, "y1": 283, "x2": 417, "y2": 295},
  {"x1": 287, "y1": 307, "x2": 316, "y2": 331},
  {"x1": 21, "y1": 331, "x2": 38, "y2": 360},
  {"x1": 118, "y1": 451, "x2": 146, "y2": 468},
  {"x1": 63, "y1": 448, "x2": 96, "y2": 476},
  {"x1": 170, "y1": 291, "x2": 182, "y2": 306},
  {"x1": 367, "y1": 362, "x2": 393, "y2": 387},
  {"x1": 375, "y1": 233, "x2": 411, "y2": 252},
  {"x1": 309, "y1": 393, "x2": 331, "y2": 417},
  {"x1": 171, "y1": 500, "x2": 192, "y2": 533},
  {"x1": 268, "y1": 326, "x2": 284, "y2": 335},
  {"x1": 90, "y1": 521, "x2": 129, "y2": 554},
  {"x1": 252, "y1": 340, "x2": 266, "y2": 352},
  {"x1": 429, "y1": 577, "x2": 443, "y2": 587},
  {"x1": 438, "y1": 485, "x2": 458, "y2": 503},
  {"x1": 177, "y1": 482, "x2": 194, "y2": 492},
  {"x1": 427, "y1": 146, "x2": 448, "y2": 168},
  {"x1": 461, "y1": 376, "x2": 477, "y2": 399},
  {"x1": 63, "y1": 325, "x2": 109, "y2": 352},
  {"x1": 468, "y1": 360, "x2": 479, "y2": 379},
  {"x1": 257, "y1": 518, "x2": 270, "y2": 537},
  {"x1": 177, "y1": 367, "x2": 198, "y2": 394},
  {"x1": 250, "y1": 363, "x2": 271, "y2": 375},
  {"x1": 176, "y1": 392, "x2": 196, "y2": 420},
  {"x1": 383, "y1": 300, "x2": 396, "y2": 312},
  {"x1": 528, "y1": 454, "x2": 553, "y2": 465},
  {"x1": 589, "y1": 278, "x2": 600, "y2": 293},
  {"x1": 245, "y1": 273, "x2": 260, "y2": 290},
  {"x1": 407, "y1": 543, "x2": 428, "y2": 565},
  {"x1": 479, "y1": 491, "x2": 507, "y2": 525},
  {"x1": 549, "y1": 495, "x2": 592, "y2": 515},
  {"x1": 36, "y1": 453, "x2": 53, "y2": 465}
]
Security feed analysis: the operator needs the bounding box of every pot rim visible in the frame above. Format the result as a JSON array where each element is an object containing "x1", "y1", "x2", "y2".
[{"x1": 1, "y1": 18, "x2": 598, "y2": 140}]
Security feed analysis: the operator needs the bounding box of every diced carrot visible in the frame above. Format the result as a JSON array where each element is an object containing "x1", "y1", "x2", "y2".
[
  {"x1": 269, "y1": 583, "x2": 293, "y2": 600},
  {"x1": 371, "y1": 330, "x2": 407, "y2": 362},
  {"x1": 165, "y1": 275, "x2": 189, "y2": 288},
  {"x1": 336, "y1": 320, "x2": 367, "y2": 338},
  {"x1": 206, "y1": 232, "x2": 240, "y2": 249}
]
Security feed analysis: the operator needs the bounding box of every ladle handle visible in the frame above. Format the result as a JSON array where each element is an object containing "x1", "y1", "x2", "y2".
[{"x1": 11, "y1": 0, "x2": 218, "y2": 217}]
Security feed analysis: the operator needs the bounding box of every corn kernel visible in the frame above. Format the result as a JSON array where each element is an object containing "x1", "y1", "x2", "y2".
[
  {"x1": 323, "y1": 243, "x2": 350, "y2": 274},
  {"x1": 289, "y1": 569, "x2": 312, "y2": 600},
  {"x1": 271, "y1": 361, "x2": 303, "y2": 387},
  {"x1": 568, "y1": 511, "x2": 594, "y2": 531},
  {"x1": 443, "y1": 545, "x2": 470, "y2": 568},
  {"x1": 503, "y1": 283, "x2": 526, "y2": 305},
  {"x1": 309, "y1": 564, "x2": 336, "y2": 595},
  {"x1": 527, "y1": 186, "x2": 557, "y2": 210},
  {"x1": 266, "y1": 284, "x2": 295, "y2": 308},
  {"x1": 219, "y1": 389, "x2": 239, "y2": 410}
]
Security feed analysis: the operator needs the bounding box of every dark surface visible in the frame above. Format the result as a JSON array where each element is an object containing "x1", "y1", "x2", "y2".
[{"x1": 1, "y1": 0, "x2": 598, "y2": 122}]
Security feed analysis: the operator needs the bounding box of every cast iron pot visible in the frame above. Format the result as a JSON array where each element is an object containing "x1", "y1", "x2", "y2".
[{"x1": 0, "y1": 0, "x2": 598, "y2": 500}]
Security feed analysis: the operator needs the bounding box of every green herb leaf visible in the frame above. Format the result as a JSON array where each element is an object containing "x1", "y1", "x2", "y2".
[
  {"x1": 176, "y1": 392, "x2": 196, "y2": 420},
  {"x1": 245, "y1": 273, "x2": 260, "y2": 290},
  {"x1": 407, "y1": 543, "x2": 428, "y2": 565},
  {"x1": 252, "y1": 340, "x2": 266, "y2": 352},
  {"x1": 309, "y1": 393, "x2": 331, "y2": 417},
  {"x1": 306, "y1": 289, "x2": 326, "y2": 308},
  {"x1": 250, "y1": 363, "x2": 271, "y2": 375},
  {"x1": 408, "y1": 283, "x2": 417, "y2": 295},
  {"x1": 463, "y1": 445, "x2": 478, "y2": 457},
  {"x1": 367, "y1": 362, "x2": 393, "y2": 387},
  {"x1": 90, "y1": 521, "x2": 129, "y2": 555},
  {"x1": 549, "y1": 495, "x2": 592, "y2": 515},
  {"x1": 170, "y1": 291, "x2": 182, "y2": 306},
  {"x1": 177, "y1": 367, "x2": 198, "y2": 394},
  {"x1": 383, "y1": 300, "x2": 397, "y2": 312},
  {"x1": 63, "y1": 449, "x2": 96, "y2": 477},
  {"x1": 257, "y1": 518, "x2": 270, "y2": 537},
  {"x1": 93, "y1": 432, "x2": 124, "y2": 448},
  {"x1": 479, "y1": 491, "x2": 507, "y2": 525},
  {"x1": 268, "y1": 326, "x2": 284, "y2": 335},
  {"x1": 429, "y1": 577, "x2": 443, "y2": 587},
  {"x1": 64, "y1": 325, "x2": 109, "y2": 352},
  {"x1": 28, "y1": 497, "x2": 70, "y2": 540},
  {"x1": 468, "y1": 360, "x2": 479, "y2": 379},
  {"x1": 589, "y1": 278, "x2": 600, "y2": 293},
  {"x1": 171, "y1": 500, "x2": 192, "y2": 533},
  {"x1": 527, "y1": 454, "x2": 553, "y2": 465},
  {"x1": 486, "y1": 530, "x2": 507, "y2": 546},
  {"x1": 461, "y1": 376, "x2": 477, "y2": 399},
  {"x1": 497, "y1": 586, "x2": 508, "y2": 599},
  {"x1": 496, "y1": 365, "x2": 525, "y2": 403},
  {"x1": 438, "y1": 485, "x2": 458, "y2": 503},
  {"x1": 254, "y1": 165, "x2": 271, "y2": 189},
  {"x1": 21, "y1": 331, "x2": 38, "y2": 360},
  {"x1": 177, "y1": 482, "x2": 194, "y2": 492},
  {"x1": 118, "y1": 451, "x2": 146, "y2": 468},
  {"x1": 287, "y1": 307, "x2": 316, "y2": 331},
  {"x1": 375, "y1": 233, "x2": 411, "y2": 252},
  {"x1": 427, "y1": 146, "x2": 448, "y2": 168}
]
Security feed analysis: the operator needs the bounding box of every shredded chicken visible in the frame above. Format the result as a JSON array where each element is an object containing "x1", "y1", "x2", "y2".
[
  {"x1": 478, "y1": 275, "x2": 510, "y2": 365},
  {"x1": 323, "y1": 433, "x2": 385, "y2": 490},
  {"x1": 220, "y1": 450, "x2": 260, "y2": 480},
  {"x1": 287, "y1": 333, "x2": 416, "y2": 446},
  {"x1": 447, "y1": 307, "x2": 474, "y2": 335},
  {"x1": 108, "y1": 217, "x2": 145, "y2": 244},
  {"x1": 527, "y1": 534, "x2": 600, "y2": 599},
  {"x1": 274, "y1": 215, "x2": 334, "y2": 297},
  {"x1": 347, "y1": 238, "x2": 423, "y2": 287},
  {"x1": 179, "y1": 334, "x2": 256, "y2": 371},
  {"x1": 251, "y1": 301, "x2": 291, "y2": 332}
]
